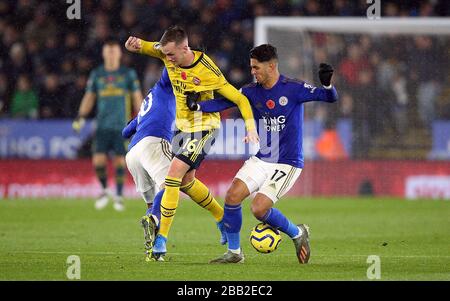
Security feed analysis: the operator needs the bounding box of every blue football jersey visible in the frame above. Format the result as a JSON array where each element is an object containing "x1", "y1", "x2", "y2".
[
  {"x1": 200, "y1": 75, "x2": 338, "y2": 168},
  {"x1": 122, "y1": 68, "x2": 175, "y2": 151}
]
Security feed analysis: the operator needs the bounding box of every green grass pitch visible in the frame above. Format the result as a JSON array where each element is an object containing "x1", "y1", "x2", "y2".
[{"x1": 0, "y1": 197, "x2": 449, "y2": 280}]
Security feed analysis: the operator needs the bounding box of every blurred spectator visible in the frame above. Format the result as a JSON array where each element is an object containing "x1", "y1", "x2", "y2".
[
  {"x1": 352, "y1": 69, "x2": 375, "y2": 158},
  {"x1": 0, "y1": 0, "x2": 447, "y2": 156},
  {"x1": 339, "y1": 92, "x2": 353, "y2": 118},
  {"x1": 228, "y1": 67, "x2": 247, "y2": 88},
  {"x1": 0, "y1": 72, "x2": 11, "y2": 115},
  {"x1": 315, "y1": 121, "x2": 348, "y2": 160},
  {"x1": 39, "y1": 73, "x2": 63, "y2": 118},
  {"x1": 384, "y1": 2, "x2": 400, "y2": 17},
  {"x1": 411, "y1": 36, "x2": 442, "y2": 128},
  {"x1": 142, "y1": 61, "x2": 163, "y2": 93},
  {"x1": 14, "y1": 0, "x2": 35, "y2": 29},
  {"x1": 391, "y1": 73, "x2": 409, "y2": 136},
  {"x1": 118, "y1": 6, "x2": 142, "y2": 42},
  {"x1": 2, "y1": 23, "x2": 20, "y2": 52},
  {"x1": 332, "y1": 0, "x2": 353, "y2": 16},
  {"x1": 60, "y1": 58, "x2": 77, "y2": 86},
  {"x1": 63, "y1": 32, "x2": 82, "y2": 59},
  {"x1": 338, "y1": 43, "x2": 370, "y2": 88},
  {"x1": 419, "y1": 1, "x2": 436, "y2": 17},
  {"x1": 23, "y1": 3, "x2": 58, "y2": 48},
  {"x1": 85, "y1": 12, "x2": 112, "y2": 65},
  {"x1": 41, "y1": 36, "x2": 62, "y2": 72},
  {"x1": 271, "y1": 0, "x2": 292, "y2": 15},
  {"x1": 303, "y1": 0, "x2": 321, "y2": 16},
  {"x1": 62, "y1": 74, "x2": 88, "y2": 118},
  {"x1": 10, "y1": 74, "x2": 38, "y2": 119},
  {"x1": 7, "y1": 42, "x2": 32, "y2": 81}
]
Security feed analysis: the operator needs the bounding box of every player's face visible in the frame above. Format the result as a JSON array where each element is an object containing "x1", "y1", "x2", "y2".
[
  {"x1": 250, "y1": 58, "x2": 270, "y2": 84},
  {"x1": 161, "y1": 41, "x2": 188, "y2": 66},
  {"x1": 102, "y1": 44, "x2": 122, "y2": 64}
]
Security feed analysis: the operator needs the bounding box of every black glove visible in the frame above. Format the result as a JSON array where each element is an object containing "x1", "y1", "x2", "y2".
[
  {"x1": 318, "y1": 63, "x2": 334, "y2": 87},
  {"x1": 185, "y1": 91, "x2": 200, "y2": 111}
]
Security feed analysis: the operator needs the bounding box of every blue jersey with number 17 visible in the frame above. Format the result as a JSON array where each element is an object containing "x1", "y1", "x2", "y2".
[
  {"x1": 122, "y1": 68, "x2": 175, "y2": 151},
  {"x1": 200, "y1": 75, "x2": 338, "y2": 168}
]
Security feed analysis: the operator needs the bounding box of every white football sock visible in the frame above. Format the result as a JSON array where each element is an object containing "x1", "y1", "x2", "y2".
[
  {"x1": 229, "y1": 248, "x2": 241, "y2": 254},
  {"x1": 292, "y1": 226, "x2": 303, "y2": 239}
]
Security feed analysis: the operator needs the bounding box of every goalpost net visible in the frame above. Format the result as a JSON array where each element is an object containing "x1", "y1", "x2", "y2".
[{"x1": 254, "y1": 17, "x2": 450, "y2": 196}]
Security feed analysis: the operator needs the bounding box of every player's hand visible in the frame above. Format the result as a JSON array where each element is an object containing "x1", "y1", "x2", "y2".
[
  {"x1": 72, "y1": 116, "x2": 86, "y2": 133},
  {"x1": 318, "y1": 63, "x2": 334, "y2": 87},
  {"x1": 125, "y1": 36, "x2": 142, "y2": 53},
  {"x1": 185, "y1": 91, "x2": 201, "y2": 111},
  {"x1": 243, "y1": 128, "x2": 259, "y2": 144}
]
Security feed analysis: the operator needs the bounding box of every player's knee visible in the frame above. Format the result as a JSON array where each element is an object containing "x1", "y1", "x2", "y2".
[
  {"x1": 250, "y1": 202, "x2": 269, "y2": 220},
  {"x1": 250, "y1": 195, "x2": 273, "y2": 221},
  {"x1": 181, "y1": 171, "x2": 195, "y2": 186},
  {"x1": 167, "y1": 158, "x2": 190, "y2": 178},
  {"x1": 225, "y1": 189, "x2": 243, "y2": 206}
]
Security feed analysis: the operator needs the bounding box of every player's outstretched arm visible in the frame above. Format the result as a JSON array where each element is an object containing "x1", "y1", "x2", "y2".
[
  {"x1": 125, "y1": 36, "x2": 164, "y2": 59},
  {"x1": 217, "y1": 84, "x2": 259, "y2": 143},
  {"x1": 185, "y1": 92, "x2": 236, "y2": 113},
  {"x1": 199, "y1": 98, "x2": 236, "y2": 113},
  {"x1": 300, "y1": 63, "x2": 338, "y2": 103},
  {"x1": 125, "y1": 36, "x2": 142, "y2": 53},
  {"x1": 300, "y1": 84, "x2": 338, "y2": 103}
]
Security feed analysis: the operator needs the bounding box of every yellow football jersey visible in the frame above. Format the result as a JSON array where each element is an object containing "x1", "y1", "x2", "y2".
[{"x1": 140, "y1": 40, "x2": 255, "y2": 132}]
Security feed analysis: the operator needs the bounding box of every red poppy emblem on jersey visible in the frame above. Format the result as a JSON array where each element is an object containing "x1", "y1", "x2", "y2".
[
  {"x1": 181, "y1": 72, "x2": 187, "y2": 80},
  {"x1": 266, "y1": 99, "x2": 275, "y2": 109}
]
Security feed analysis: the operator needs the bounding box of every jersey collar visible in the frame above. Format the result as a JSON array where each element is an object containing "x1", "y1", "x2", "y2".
[{"x1": 180, "y1": 51, "x2": 204, "y2": 69}]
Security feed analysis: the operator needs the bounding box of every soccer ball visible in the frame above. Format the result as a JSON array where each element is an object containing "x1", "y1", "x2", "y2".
[{"x1": 250, "y1": 223, "x2": 282, "y2": 253}]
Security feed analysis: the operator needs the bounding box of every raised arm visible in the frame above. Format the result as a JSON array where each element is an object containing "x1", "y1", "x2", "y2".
[
  {"x1": 185, "y1": 92, "x2": 236, "y2": 113},
  {"x1": 125, "y1": 36, "x2": 165, "y2": 60},
  {"x1": 300, "y1": 63, "x2": 338, "y2": 103},
  {"x1": 300, "y1": 84, "x2": 339, "y2": 103}
]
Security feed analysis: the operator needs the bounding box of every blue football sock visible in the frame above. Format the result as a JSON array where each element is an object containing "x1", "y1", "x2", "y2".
[
  {"x1": 223, "y1": 204, "x2": 242, "y2": 250},
  {"x1": 261, "y1": 208, "x2": 299, "y2": 238},
  {"x1": 145, "y1": 205, "x2": 153, "y2": 216},
  {"x1": 150, "y1": 189, "x2": 164, "y2": 224}
]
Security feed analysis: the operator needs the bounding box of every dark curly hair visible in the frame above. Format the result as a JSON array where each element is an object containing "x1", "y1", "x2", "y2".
[{"x1": 250, "y1": 44, "x2": 278, "y2": 62}]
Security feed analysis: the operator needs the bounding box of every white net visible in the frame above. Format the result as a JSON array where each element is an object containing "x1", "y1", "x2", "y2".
[{"x1": 255, "y1": 17, "x2": 450, "y2": 158}]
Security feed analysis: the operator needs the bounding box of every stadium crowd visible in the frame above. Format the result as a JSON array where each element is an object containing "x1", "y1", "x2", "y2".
[{"x1": 0, "y1": 0, "x2": 448, "y2": 126}]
